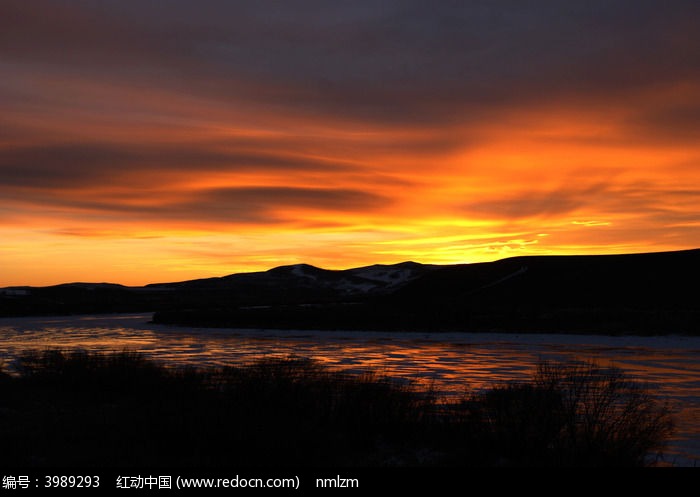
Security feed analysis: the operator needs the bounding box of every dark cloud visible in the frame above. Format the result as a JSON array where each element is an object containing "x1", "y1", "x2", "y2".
[
  {"x1": 3, "y1": 1, "x2": 700, "y2": 128},
  {"x1": 166, "y1": 185, "x2": 388, "y2": 224},
  {"x1": 182, "y1": 186, "x2": 388, "y2": 222},
  {"x1": 0, "y1": 144, "x2": 139, "y2": 188},
  {"x1": 179, "y1": 1, "x2": 700, "y2": 124},
  {"x1": 0, "y1": 141, "x2": 354, "y2": 190},
  {"x1": 0, "y1": 129, "x2": 458, "y2": 197},
  {"x1": 205, "y1": 186, "x2": 385, "y2": 209},
  {"x1": 1, "y1": 184, "x2": 388, "y2": 226}
]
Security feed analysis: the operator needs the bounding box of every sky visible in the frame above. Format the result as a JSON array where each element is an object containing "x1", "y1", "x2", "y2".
[{"x1": 2, "y1": 0, "x2": 700, "y2": 286}]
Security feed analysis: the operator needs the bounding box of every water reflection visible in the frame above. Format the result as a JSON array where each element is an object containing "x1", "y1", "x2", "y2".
[{"x1": 1, "y1": 313, "x2": 699, "y2": 466}]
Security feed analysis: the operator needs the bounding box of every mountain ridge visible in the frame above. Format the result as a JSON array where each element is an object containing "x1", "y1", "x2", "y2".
[{"x1": 2, "y1": 249, "x2": 699, "y2": 334}]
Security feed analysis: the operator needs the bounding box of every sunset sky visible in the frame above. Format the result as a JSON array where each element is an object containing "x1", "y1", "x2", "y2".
[{"x1": 2, "y1": 1, "x2": 700, "y2": 286}]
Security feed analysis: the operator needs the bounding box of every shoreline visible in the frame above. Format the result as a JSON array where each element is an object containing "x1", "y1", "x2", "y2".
[{"x1": 3, "y1": 312, "x2": 700, "y2": 348}]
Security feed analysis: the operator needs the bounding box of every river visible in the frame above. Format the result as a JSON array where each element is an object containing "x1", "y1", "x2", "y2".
[{"x1": 1, "y1": 313, "x2": 698, "y2": 467}]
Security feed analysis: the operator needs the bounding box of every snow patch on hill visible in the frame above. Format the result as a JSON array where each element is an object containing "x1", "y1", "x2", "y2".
[
  {"x1": 348, "y1": 264, "x2": 424, "y2": 288},
  {"x1": 289, "y1": 264, "x2": 318, "y2": 280}
]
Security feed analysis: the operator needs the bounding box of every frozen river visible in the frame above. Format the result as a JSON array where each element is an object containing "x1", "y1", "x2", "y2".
[{"x1": 1, "y1": 313, "x2": 699, "y2": 466}]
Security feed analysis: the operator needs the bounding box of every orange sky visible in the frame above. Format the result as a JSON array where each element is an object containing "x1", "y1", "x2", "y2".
[{"x1": 2, "y1": 1, "x2": 700, "y2": 286}]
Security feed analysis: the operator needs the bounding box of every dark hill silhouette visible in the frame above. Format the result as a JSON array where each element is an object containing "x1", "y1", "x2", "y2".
[
  {"x1": 380, "y1": 249, "x2": 700, "y2": 334},
  {"x1": 393, "y1": 249, "x2": 700, "y2": 308},
  {"x1": 2, "y1": 249, "x2": 699, "y2": 334}
]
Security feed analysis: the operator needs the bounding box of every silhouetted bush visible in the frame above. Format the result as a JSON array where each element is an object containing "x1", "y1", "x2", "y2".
[
  {"x1": 468, "y1": 361, "x2": 674, "y2": 466},
  {"x1": 535, "y1": 360, "x2": 673, "y2": 466}
]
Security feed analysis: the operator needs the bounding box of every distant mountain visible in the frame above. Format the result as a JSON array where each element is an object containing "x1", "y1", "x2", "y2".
[
  {"x1": 2, "y1": 250, "x2": 699, "y2": 334},
  {"x1": 0, "y1": 261, "x2": 438, "y2": 316},
  {"x1": 145, "y1": 261, "x2": 437, "y2": 304}
]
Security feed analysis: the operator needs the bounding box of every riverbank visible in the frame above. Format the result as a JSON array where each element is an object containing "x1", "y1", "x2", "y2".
[
  {"x1": 0, "y1": 350, "x2": 673, "y2": 467},
  {"x1": 2, "y1": 313, "x2": 698, "y2": 466}
]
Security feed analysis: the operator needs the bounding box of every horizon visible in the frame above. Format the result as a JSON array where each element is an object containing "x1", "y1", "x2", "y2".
[
  {"x1": 4, "y1": 246, "x2": 698, "y2": 289},
  {"x1": 3, "y1": 2, "x2": 700, "y2": 287}
]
